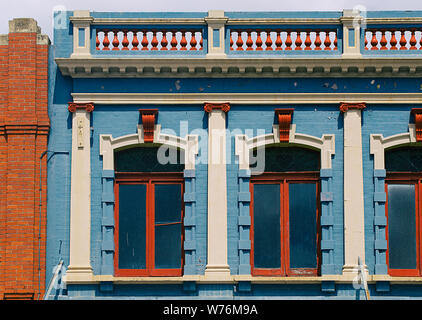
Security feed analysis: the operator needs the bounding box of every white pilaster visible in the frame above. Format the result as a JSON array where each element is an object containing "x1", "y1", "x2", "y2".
[
  {"x1": 341, "y1": 9, "x2": 363, "y2": 58},
  {"x1": 70, "y1": 10, "x2": 93, "y2": 58},
  {"x1": 341, "y1": 103, "x2": 367, "y2": 276},
  {"x1": 205, "y1": 10, "x2": 228, "y2": 59},
  {"x1": 204, "y1": 103, "x2": 231, "y2": 279},
  {"x1": 66, "y1": 103, "x2": 94, "y2": 281}
]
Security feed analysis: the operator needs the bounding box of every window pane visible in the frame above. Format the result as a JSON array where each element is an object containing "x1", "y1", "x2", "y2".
[
  {"x1": 250, "y1": 146, "x2": 319, "y2": 173},
  {"x1": 253, "y1": 184, "x2": 281, "y2": 268},
  {"x1": 115, "y1": 147, "x2": 184, "y2": 172},
  {"x1": 118, "y1": 184, "x2": 147, "y2": 269},
  {"x1": 155, "y1": 224, "x2": 182, "y2": 269},
  {"x1": 386, "y1": 147, "x2": 422, "y2": 172},
  {"x1": 289, "y1": 183, "x2": 317, "y2": 269},
  {"x1": 387, "y1": 184, "x2": 417, "y2": 270},
  {"x1": 155, "y1": 184, "x2": 182, "y2": 224}
]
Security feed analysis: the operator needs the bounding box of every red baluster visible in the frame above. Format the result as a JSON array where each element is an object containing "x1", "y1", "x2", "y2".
[
  {"x1": 364, "y1": 32, "x2": 368, "y2": 50},
  {"x1": 141, "y1": 30, "x2": 149, "y2": 50},
  {"x1": 370, "y1": 31, "x2": 378, "y2": 50},
  {"x1": 410, "y1": 28, "x2": 417, "y2": 50},
  {"x1": 151, "y1": 31, "x2": 159, "y2": 50},
  {"x1": 102, "y1": 30, "x2": 110, "y2": 50},
  {"x1": 295, "y1": 31, "x2": 302, "y2": 50},
  {"x1": 256, "y1": 30, "x2": 263, "y2": 51},
  {"x1": 275, "y1": 30, "x2": 283, "y2": 50},
  {"x1": 161, "y1": 31, "x2": 168, "y2": 50},
  {"x1": 190, "y1": 31, "x2": 197, "y2": 50},
  {"x1": 333, "y1": 32, "x2": 338, "y2": 50},
  {"x1": 180, "y1": 31, "x2": 188, "y2": 50},
  {"x1": 285, "y1": 31, "x2": 292, "y2": 50},
  {"x1": 132, "y1": 30, "x2": 139, "y2": 50},
  {"x1": 199, "y1": 33, "x2": 203, "y2": 51},
  {"x1": 399, "y1": 29, "x2": 407, "y2": 50},
  {"x1": 96, "y1": 32, "x2": 100, "y2": 50},
  {"x1": 304, "y1": 31, "x2": 312, "y2": 50},
  {"x1": 314, "y1": 31, "x2": 322, "y2": 50},
  {"x1": 236, "y1": 31, "x2": 244, "y2": 51},
  {"x1": 112, "y1": 30, "x2": 120, "y2": 50},
  {"x1": 122, "y1": 30, "x2": 129, "y2": 50},
  {"x1": 170, "y1": 31, "x2": 178, "y2": 50},
  {"x1": 380, "y1": 29, "x2": 387, "y2": 50},
  {"x1": 230, "y1": 32, "x2": 234, "y2": 50},
  {"x1": 390, "y1": 29, "x2": 397, "y2": 50},
  {"x1": 246, "y1": 30, "x2": 253, "y2": 50},
  {"x1": 265, "y1": 30, "x2": 273, "y2": 50},
  {"x1": 324, "y1": 31, "x2": 331, "y2": 50}
]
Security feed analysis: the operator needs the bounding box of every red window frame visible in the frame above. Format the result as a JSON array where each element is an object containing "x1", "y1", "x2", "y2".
[
  {"x1": 385, "y1": 172, "x2": 422, "y2": 277},
  {"x1": 114, "y1": 172, "x2": 185, "y2": 277},
  {"x1": 250, "y1": 172, "x2": 321, "y2": 277}
]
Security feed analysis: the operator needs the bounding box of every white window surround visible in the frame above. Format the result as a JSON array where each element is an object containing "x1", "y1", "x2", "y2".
[
  {"x1": 99, "y1": 124, "x2": 199, "y2": 171},
  {"x1": 370, "y1": 124, "x2": 417, "y2": 171},
  {"x1": 235, "y1": 124, "x2": 335, "y2": 170}
]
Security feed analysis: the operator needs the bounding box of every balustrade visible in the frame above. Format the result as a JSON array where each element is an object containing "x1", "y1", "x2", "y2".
[
  {"x1": 96, "y1": 29, "x2": 204, "y2": 51},
  {"x1": 364, "y1": 28, "x2": 422, "y2": 51}
]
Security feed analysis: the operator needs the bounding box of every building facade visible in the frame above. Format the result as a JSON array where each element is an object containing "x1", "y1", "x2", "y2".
[{"x1": 42, "y1": 9, "x2": 422, "y2": 299}]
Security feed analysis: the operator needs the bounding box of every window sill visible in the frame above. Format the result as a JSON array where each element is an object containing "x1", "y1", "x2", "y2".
[{"x1": 63, "y1": 274, "x2": 422, "y2": 285}]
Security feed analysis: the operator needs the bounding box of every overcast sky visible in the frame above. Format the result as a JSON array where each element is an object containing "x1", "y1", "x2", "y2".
[{"x1": 3, "y1": 0, "x2": 422, "y2": 41}]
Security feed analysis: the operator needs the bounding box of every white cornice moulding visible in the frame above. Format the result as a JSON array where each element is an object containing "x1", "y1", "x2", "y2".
[
  {"x1": 72, "y1": 92, "x2": 422, "y2": 105},
  {"x1": 56, "y1": 57, "x2": 422, "y2": 78}
]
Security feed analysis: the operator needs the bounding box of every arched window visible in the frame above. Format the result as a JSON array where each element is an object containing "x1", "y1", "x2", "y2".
[
  {"x1": 385, "y1": 146, "x2": 422, "y2": 276},
  {"x1": 249, "y1": 146, "x2": 321, "y2": 276},
  {"x1": 114, "y1": 146, "x2": 185, "y2": 277}
]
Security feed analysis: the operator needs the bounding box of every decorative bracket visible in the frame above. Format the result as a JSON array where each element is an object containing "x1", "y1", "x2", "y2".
[
  {"x1": 204, "y1": 102, "x2": 230, "y2": 113},
  {"x1": 275, "y1": 108, "x2": 294, "y2": 142},
  {"x1": 411, "y1": 108, "x2": 422, "y2": 142},
  {"x1": 139, "y1": 109, "x2": 158, "y2": 143},
  {"x1": 68, "y1": 102, "x2": 94, "y2": 113}
]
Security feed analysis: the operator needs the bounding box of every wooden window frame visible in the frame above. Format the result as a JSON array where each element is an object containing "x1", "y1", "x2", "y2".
[
  {"x1": 250, "y1": 172, "x2": 321, "y2": 277},
  {"x1": 385, "y1": 172, "x2": 422, "y2": 277},
  {"x1": 114, "y1": 172, "x2": 185, "y2": 277}
]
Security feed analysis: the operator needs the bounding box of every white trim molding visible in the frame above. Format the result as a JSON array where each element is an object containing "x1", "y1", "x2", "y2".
[
  {"x1": 235, "y1": 124, "x2": 335, "y2": 170},
  {"x1": 370, "y1": 124, "x2": 417, "y2": 171},
  {"x1": 99, "y1": 124, "x2": 199, "y2": 171},
  {"x1": 72, "y1": 92, "x2": 422, "y2": 105}
]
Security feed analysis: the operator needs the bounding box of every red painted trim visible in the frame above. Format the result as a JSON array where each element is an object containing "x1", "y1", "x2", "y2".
[
  {"x1": 204, "y1": 102, "x2": 230, "y2": 113},
  {"x1": 275, "y1": 108, "x2": 294, "y2": 142},
  {"x1": 68, "y1": 102, "x2": 94, "y2": 113},
  {"x1": 385, "y1": 174, "x2": 421, "y2": 277},
  {"x1": 411, "y1": 108, "x2": 422, "y2": 142},
  {"x1": 114, "y1": 172, "x2": 184, "y2": 277},
  {"x1": 139, "y1": 109, "x2": 158, "y2": 143},
  {"x1": 250, "y1": 172, "x2": 320, "y2": 277},
  {"x1": 339, "y1": 102, "x2": 366, "y2": 113}
]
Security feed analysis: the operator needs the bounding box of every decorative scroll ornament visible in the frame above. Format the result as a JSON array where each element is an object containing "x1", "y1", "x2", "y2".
[
  {"x1": 68, "y1": 102, "x2": 94, "y2": 113},
  {"x1": 339, "y1": 102, "x2": 366, "y2": 113},
  {"x1": 275, "y1": 108, "x2": 294, "y2": 142},
  {"x1": 139, "y1": 109, "x2": 158, "y2": 143},
  {"x1": 204, "y1": 102, "x2": 230, "y2": 113}
]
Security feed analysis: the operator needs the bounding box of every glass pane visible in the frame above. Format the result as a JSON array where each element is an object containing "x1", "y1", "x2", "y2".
[
  {"x1": 115, "y1": 147, "x2": 184, "y2": 172},
  {"x1": 253, "y1": 184, "x2": 281, "y2": 268},
  {"x1": 155, "y1": 184, "x2": 182, "y2": 224},
  {"x1": 155, "y1": 224, "x2": 182, "y2": 269},
  {"x1": 386, "y1": 147, "x2": 422, "y2": 172},
  {"x1": 118, "y1": 184, "x2": 147, "y2": 269},
  {"x1": 250, "y1": 146, "x2": 319, "y2": 173},
  {"x1": 289, "y1": 183, "x2": 317, "y2": 269},
  {"x1": 387, "y1": 184, "x2": 417, "y2": 270}
]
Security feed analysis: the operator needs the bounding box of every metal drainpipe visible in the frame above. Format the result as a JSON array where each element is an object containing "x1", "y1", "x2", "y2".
[{"x1": 38, "y1": 150, "x2": 51, "y2": 300}]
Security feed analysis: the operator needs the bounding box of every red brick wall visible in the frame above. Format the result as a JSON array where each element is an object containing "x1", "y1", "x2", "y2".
[{"x1": 0, "y1": 22, "x2": 50, "y2": 300}]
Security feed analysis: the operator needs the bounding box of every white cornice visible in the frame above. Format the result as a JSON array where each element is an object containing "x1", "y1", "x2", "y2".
[
  {"x1": 92, "y1": 18, "x2": 206, "y2": 25},
  {"x1": 72, "y1": 92, "x2": 422, "y2": 105},
  {"x1": 56, "y1": 56, "x2": 422, "y2": 78}
]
